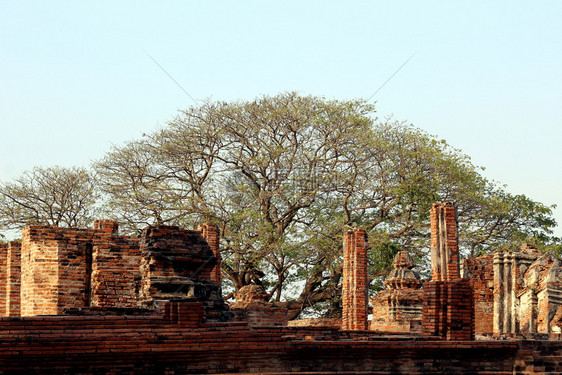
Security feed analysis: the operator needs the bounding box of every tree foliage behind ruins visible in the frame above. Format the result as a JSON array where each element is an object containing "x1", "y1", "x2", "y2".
[{"x1": 0, "y1": 93, "x2": 558, "y2": 319}]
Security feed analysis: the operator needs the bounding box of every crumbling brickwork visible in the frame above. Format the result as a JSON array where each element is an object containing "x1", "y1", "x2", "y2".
[
  {"x1": 430, "y1": 202, "x2": 460, "y2": 281},
  {"x1": 198, "y1": 223, "x2": 221, "y2": 286},
  {"x1": 492, "y1": 244, "x2": 562, "y2": 335},
  {"x1": 0, "y1": 241, "x2": 21, "y2": 316},
  {"x1": 423, "y1": 202, "x2": 474, "y2": 340},
  {"x1": 341, "y1": 228, "x2": 368, "y2": 330},
  {"x1": 19, "y1": 221, "x2": 141, "y2": 316},
  {"x1": 1, "y1": 221, "x2": 231, "y2": 322},
  {"x1": 370, "y1": 250, "x2": 423, "y2": 333},
  {"x1": 462, "y1": 254, "x2": 495, "y2": 335},
  {"x1": 230, "y1": 284, "x2": 288, "y2": 327}
]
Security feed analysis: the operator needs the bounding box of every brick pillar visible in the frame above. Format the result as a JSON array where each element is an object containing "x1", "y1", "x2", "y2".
[
  {"x1": 5, "y1": 241, "x2": 21, "y2": 317},
  {"x1": 430, "y1": 202, "x2": 460, "y2": 281},
  {"x1": 0, "y1": 243, "x2": 7, "y2": 316},
  {"x1": 198, "y1": 223, "x2": 221, "y2": 286},
  {"x1": 341, "y1": 229, "x2": 368, "y2": 331},
  {"x1": 423, "y1": 202, "x2": 474, "y2": 340}
]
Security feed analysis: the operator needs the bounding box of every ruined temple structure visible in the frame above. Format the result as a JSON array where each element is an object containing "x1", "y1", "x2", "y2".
[
  {"x1": 0, "y1": 220, "x2": 231, "y2": 321},
  {"x1": 2, "y1": 209, "x2": 562, "y2": 373},
  {"x1": 370, "y1": 249, "x2": 424, "y2": 333},
  {"x1": 462, "y1": 243, "x2": 562, "y2": 337},
  {"x1": 229, "y1": 284, "x2": 288, "y2": 326}
]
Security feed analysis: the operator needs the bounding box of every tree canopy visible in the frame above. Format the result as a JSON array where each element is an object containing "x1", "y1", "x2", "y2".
[
  {"x1": 0, "y1": 93, "x2": 558, "y2": 318},
  {"x1": 0, "y1": 166, "x2": 98, "y2": 231},
  {"x1": 92, "y1": 92, "x2": 558, "y2": 318}
]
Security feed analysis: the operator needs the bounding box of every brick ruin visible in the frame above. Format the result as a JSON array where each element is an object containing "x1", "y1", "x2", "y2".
[
  {"x1": 341, "y1": 228, "x2": 368, "y2": 330},
  {"x1": 1, "y1": 203, "x2": 562, "y2": 373},
  {"x1": 0, "y1": 220, "x2": 232, "y2": 321},
  {"x1": 462, "y1": 243, "x2": 562, "y2": 337},
  {"x1": 370, "y1": 249, "x2": 423, "y2": 333}
]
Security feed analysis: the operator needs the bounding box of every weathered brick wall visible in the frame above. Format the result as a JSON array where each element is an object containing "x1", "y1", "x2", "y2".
[
  {"x1": 462, "y1": 254, "x2": 494, "y2": 335},
  {"x1": 231, "y1": 304, "x2": 288, "y2": 327},
  {"x1": 90, "y1": 239, "x2": 141, "y2": 308},
  {"x1": 0, "y1": 242, "x2": 20, "y2": 316},
  {"x1": 198, "y1": 223, "x2": 221, "y2": 286},
  {"x1": 21, "y1": 227, "x2": 61, "y2": 316},
  {"x1": 422, "y1": 279, "x2": 474, "y2": 340},
  {"x1": 341, "y1": 228, "x2": 368, "y2": 331},
  {"x1": 19, "y1": 222, "x2": 142, "y2": 316},
  {"x1": 0, "y1": 309, "x2": 557, "y2": 374},
  {"x1": 5, "y1": 242, "x2": 21, "y2": 316},
  {"x1": 0, "y1": 243, "x2": 6, "y2": 315}
]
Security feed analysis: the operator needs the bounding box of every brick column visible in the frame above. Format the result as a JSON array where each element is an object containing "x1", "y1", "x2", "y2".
[
  {"x1": 430, "y1": 202, "x2": 460, "y2": 281},
  {"x1": 0, "y1": 243, "x2": 7, "y2": 316},
  {"x1": 423, "y1": 202, "x2": 474, "y2": 340},
  {"x1": 198, "y1": 223, "x2": 221, "y2": 286},
  {"x1": 341, "y1": 229, "x2": 368, "y2": 331},
  {"x1": 5, "y1": 242, "x2": 21, "y2": 317}
]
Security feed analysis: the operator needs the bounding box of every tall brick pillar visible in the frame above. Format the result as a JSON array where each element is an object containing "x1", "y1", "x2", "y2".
[
  {"x1": 430, "y1": 202, "x2": 460, "y2": 281},
  {"x1": 342, "y1": 229, "x2": 368, "y2": 331},
  {"x1": 198, "y1": 223, "x2": 221, "y2": 286},
  {"x1": 423, "y1": 202, "x2": 474, "y2": 340}
]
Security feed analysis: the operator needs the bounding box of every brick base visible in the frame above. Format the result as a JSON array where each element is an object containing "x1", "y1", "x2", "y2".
[{"x1": 422, "y1": 279, "x2": 474, "y2": 340}]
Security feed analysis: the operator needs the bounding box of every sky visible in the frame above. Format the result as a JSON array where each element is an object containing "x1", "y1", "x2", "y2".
[{"x1": 1, "y1": 1, "x2": 561, "y2": 237}]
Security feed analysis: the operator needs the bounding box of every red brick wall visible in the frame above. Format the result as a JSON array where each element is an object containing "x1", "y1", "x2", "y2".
[
  {"x1": 463, "y1": 254, "x2": 494, "y2": 335},
  {"x1": 341, "y1": 228, "x2": 368, "y2": 331},
  {"x1": 0, "y1": 243, "x2": 6, "y2": 315},
  {"x1": 5, "y1": 242, "x2": 21, "y2": 317},
  {"x1": 0, "y1": 242, "x2": 21, "y2": 317},
  {"x1": 21, "y1": 227, "x2": 60, "y2": 316},
  {"x1": 90, "y1": 239, "x2": 141, "y2": 308},
  {"x1": 422, "y1": 279, "x2": 474, "y2": 340},
  {"x1": 0, "y1": 308, "x2": 555, "y2": 374},
  {"x1": 19, "y1": 222, "x2": 142, "y2": 316},
  {"x1": 198, "y1": 223, "x2": 221, "y2": 286}
]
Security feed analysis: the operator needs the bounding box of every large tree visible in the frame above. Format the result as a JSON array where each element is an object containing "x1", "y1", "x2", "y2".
[
  {"x1": 0, "y1": 166, "x2": 99, "y2": 232},
  {"x1": 94, "y1": 93, "x2": 558, "y2": 319}
]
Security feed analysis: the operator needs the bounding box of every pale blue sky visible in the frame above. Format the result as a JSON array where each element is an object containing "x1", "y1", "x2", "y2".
[{"x1": 1, "y1": 1, "x2": 561, "y2": 236}]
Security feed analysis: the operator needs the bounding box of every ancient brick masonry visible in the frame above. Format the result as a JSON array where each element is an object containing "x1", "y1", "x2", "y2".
[
  {"x1": 0, "y1": 220, "x2": 231, "y2": 320},
  {"x1": 0, "y1": 241, "x2": 20, "y2": 316},
  {"x1": 493, "y1": 244, "x2": 562, "y2": 335},
  {"x1": 370, "y1": 250, "x2": 424, "y2": 333},
  {"x1": 341, "y1": 228, "x2": 368, "y2": 330},
  {"x1": 462, "y1": 254, "x2": 494, "y2": 335},
  {"x1": 422, "y1": 202, "x2": 474, "y2": 340},
  {"x1": 198, "y1": 223, "x2": 221, "y2": 286}
]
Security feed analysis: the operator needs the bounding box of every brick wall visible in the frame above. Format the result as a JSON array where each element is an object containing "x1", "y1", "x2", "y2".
[
  {"x1": 341, "y1": 228, "x2": 368, "y2": 331},
  {"x1": 0, "y1": 243, "x2": 6, "y2": 315},
  {"x1": 19, "y1": 222, "x2": 143, "y2": 316},
  {"x1": 90, "y1": 238, "x2": 141, "y2": 309},
  {"x1": 422, "y1": 279, "x2": 474, "y2": 340},
  {"x1": 5, "y1": 242, "x2": 21, "y2": 316},
  {"x1": 462, "y1": 254, "x2": 494, "y2": 335},
  {"x1": 0, "y1": 308, "x2": 556, "y2": 374},
  {"x1": 198, "y1": 223, "x2": 221, "y2": 286}
]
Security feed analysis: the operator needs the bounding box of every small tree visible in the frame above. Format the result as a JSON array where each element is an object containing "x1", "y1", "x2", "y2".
[{"x1": 0, "y1": 166, "x2": 99, "y2": 233}]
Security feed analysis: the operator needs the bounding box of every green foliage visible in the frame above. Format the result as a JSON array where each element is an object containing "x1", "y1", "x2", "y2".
[{"x1": 91, "y1": 92, "x2": 559, "y2": 318}]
